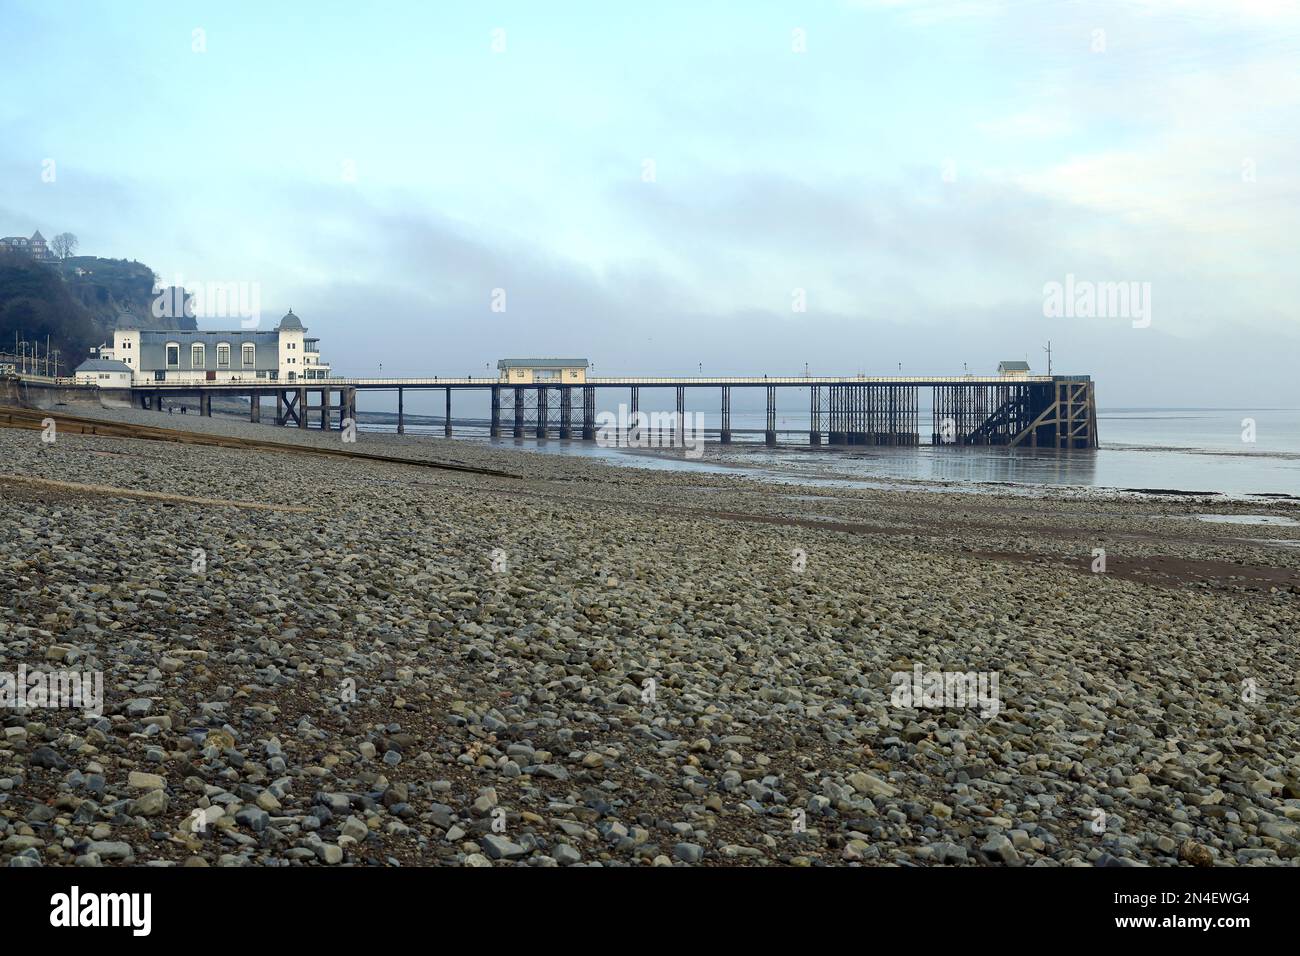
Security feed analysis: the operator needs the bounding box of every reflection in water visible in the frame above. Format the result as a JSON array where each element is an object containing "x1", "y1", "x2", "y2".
[
  {"x1": 875, "y1": 446, "x2": 1098, "y2": 487},
  {"x1": 1193, "y1": 514, "x2": 1300, "y2": 526},
  {"x1": 490, "y1": 438, "x2": 1297, "y2": 497},
  {"x1": 365, "y1": 409, "x2": 1300, "y2": 497}
]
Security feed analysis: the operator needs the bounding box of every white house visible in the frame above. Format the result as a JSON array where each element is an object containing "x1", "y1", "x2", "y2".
[{"x1": 74, "y1": 358, "x2": 134, "y2": 387}]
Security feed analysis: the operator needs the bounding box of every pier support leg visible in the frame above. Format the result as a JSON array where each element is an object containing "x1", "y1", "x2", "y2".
[
  {"x1": 513, "y1": 388, "x2": 524, "y2": 438},
  {"x1": 675, "y1": 385, "x2": 685, "y2": 448},
  {"x1": 536, "y1": 386, "x2": 547, "y2": 439},
  {"x1": 250, "y1": 393, "x2": 260, "y2": 423},
  {"x1": 810, "y1": 386, "x2": 821, "y2": 445},
  {"x1": 320, "y1": 387, "x2": 331, "y2": 431},
  {"x1": 490, "y1": 386, "x2": 501, "y2": 437},
  {"x1": 298, "y1": 387, "x2": 308, "y2": 429},
  {"x1": 276, "y1": 392, "x2": 284, "y2": 426},
  {"x1": 560, "y1": 386, "x2": 572, "y2": 438},
  {"x1": 397, "y1": 386, "x2": 404, "y2": 435},
  {"x1": 765, "y1": 385, "x2": 777, "y2": 447},
  {"x1": 581, "y1": 386, "x2": 595, "y2": 440},
  {"x1": 200, "y1": 393, "x2": 211, "y2": 417},
  {"x1": 629, "y1": 386, "x2": 639, "y2": 444},
  {"x1": 445, "y1": 387, "x2": 452, "y2": 437},
  {"x1": 827, "y1": 385, "x2": 839, "y2": 445},
  {"x1": 720, "y1": 386, "x2": 731, "y2": 444}
]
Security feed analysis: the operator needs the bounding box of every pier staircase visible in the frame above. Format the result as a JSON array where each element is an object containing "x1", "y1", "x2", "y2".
[{"x1": 1010, "y1": 378, "x2": 1098, "y2": 449}]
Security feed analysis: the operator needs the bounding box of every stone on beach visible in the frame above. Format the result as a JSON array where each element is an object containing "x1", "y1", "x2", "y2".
[{"x1": 0, "y1": 408, "x2": 1297, "y2": 868}]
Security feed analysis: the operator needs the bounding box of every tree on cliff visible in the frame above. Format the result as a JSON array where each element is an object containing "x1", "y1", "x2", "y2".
[{"x1": 51, "y1": 232, "x2": 79, "y2": 260}]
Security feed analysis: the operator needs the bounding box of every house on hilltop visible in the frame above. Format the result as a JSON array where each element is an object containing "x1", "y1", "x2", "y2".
[{"x1": 1, "y1": 231, "x2": 54, "y2": 261}]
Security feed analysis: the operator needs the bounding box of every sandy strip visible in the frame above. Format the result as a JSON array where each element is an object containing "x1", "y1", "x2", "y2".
[{"x1": 0, "y1": 473, "x2": 311, "y2": 513}]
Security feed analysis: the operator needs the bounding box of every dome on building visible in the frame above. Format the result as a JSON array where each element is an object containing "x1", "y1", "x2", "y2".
[{"x1": 276, "y1": 309, "x2": 305, "y2": 332}]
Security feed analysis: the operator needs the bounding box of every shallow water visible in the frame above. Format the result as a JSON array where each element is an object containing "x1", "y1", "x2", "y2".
[
  {"x1": 1191, "y1": 514, "x2": 1300, "y2": 526},
  {"x1": 360, "y1": 407, "x2": 1300, "y2": 497}
]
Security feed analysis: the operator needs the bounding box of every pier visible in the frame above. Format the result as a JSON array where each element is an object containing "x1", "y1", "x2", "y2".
[{"x1": 108, "y1": 372, "x2": 1098, "y2": 449}]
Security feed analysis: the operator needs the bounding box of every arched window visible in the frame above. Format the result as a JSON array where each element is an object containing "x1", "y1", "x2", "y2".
[
  {"x1": 216, "y1": 343, "x2": 231, "y2": 368},
  {"x1": 191, "y1": 343, "x2": 205, "y2": 368},
  {"x1": 165, "y1": 343, "x2": 180, "y2": 368},
  {"x1": 242, "y1": 343, "x2": 255, "y2": 368}
]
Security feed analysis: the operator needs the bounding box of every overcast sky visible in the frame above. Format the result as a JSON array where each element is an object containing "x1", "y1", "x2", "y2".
[{"x1": 2, "y1": 0, "x2": 1297, "y2": 405}]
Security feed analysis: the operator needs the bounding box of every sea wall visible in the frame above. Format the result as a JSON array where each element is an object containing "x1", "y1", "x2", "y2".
[{"x1": 0, "y1": 378, "x2": 131, "y2": 410}]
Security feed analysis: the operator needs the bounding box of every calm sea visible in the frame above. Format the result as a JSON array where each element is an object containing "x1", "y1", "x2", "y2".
[{"x1": 361, "y1": 407, "x2": 1300, "y2": 498}]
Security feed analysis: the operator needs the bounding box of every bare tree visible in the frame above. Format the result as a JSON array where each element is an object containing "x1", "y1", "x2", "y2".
[{"x1": 51, "y1": 232, "x2": 79, "y2": 260}]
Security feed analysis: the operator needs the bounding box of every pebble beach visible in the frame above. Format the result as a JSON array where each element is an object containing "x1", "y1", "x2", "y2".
[{"x1": 2, "y1": 406, "x2": 1299, "y2": 867}]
